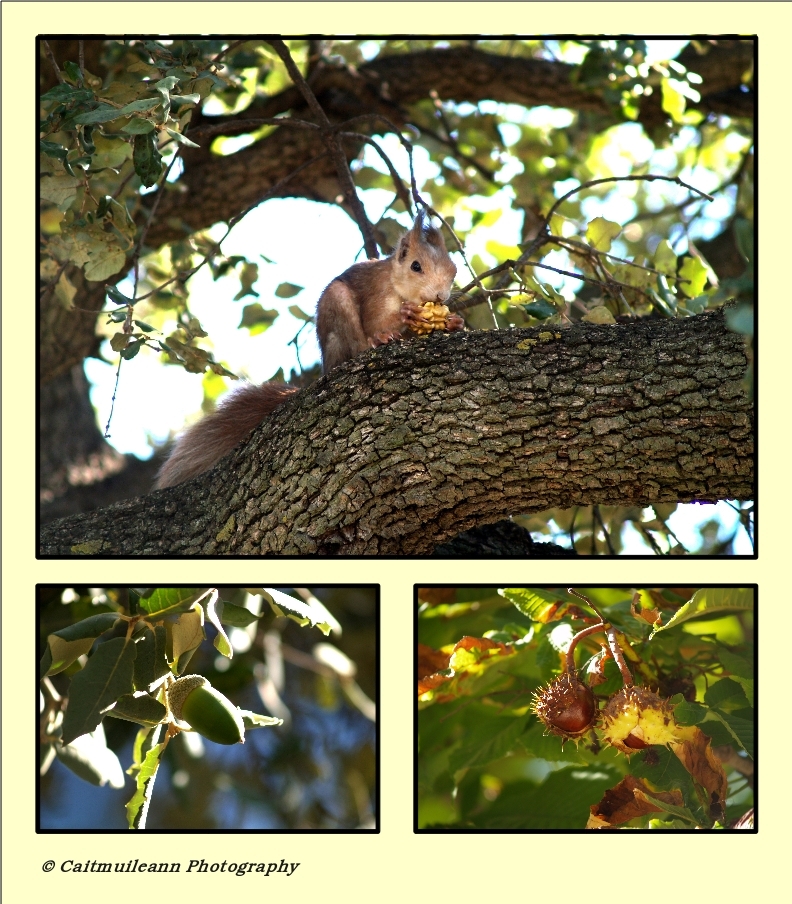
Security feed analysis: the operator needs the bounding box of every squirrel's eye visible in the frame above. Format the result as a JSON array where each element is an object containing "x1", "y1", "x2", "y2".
[{"x1": 411, "y1": 260, "x2": 422, "y2": 273}]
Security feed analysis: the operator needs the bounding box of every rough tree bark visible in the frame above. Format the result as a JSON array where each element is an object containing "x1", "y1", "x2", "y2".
[{"x1": 39, "y1": 309, "x2": 753, "y2": 556}]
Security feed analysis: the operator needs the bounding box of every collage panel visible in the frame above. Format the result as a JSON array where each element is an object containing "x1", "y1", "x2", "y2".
[
  {"x1": 38, "y1": 585, "x2": 379, "y2": 832},
  {"x1": 37, "y1": 36, "x2": 755, "y2": 561},
  {"x1": 416, "y1": 585, "x2": 755, "y2": 832}
]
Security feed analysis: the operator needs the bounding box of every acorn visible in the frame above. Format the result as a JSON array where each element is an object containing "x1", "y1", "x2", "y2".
[
  {"x1": 531, "y1": 672, "x2": 597, "y2": 741},
  {"x1": 167, "y1": 675, "x2": 245, "y2": 745},
  {"x1": 601, "y1": 685, "x2": 678, "y2": 755}
]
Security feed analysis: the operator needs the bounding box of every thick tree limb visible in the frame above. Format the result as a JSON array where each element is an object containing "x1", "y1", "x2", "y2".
[{"x1": 39, "y1": 310, "x2": 753, "y2": 557}]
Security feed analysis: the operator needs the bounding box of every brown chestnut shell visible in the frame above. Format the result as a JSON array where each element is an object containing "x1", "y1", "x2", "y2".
[{"x1": 532, "y1": 672, "x2": 597, "y2": 741}]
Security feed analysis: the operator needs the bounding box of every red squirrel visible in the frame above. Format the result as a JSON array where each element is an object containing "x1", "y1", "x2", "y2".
[{"x1": 154, "y1": 212, "x2": 463, "y2": 489}]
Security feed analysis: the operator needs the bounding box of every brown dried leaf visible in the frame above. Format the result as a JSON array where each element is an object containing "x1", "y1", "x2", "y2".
[
  {"x1": 417, "y1": 643, "x2": 451, "y2": 680},
  {"x1": 631, "y1": 591, "x2": 662, "y2": 626},
  {"x1": 417, "y1": 588, "x2": 457, "y2": 605},
  {"x1": 587, "y1": 775, "x2": 684, "y2": 829},
  {"x1": 669, "y1": 726, "x2": 728, "y2": 820}
]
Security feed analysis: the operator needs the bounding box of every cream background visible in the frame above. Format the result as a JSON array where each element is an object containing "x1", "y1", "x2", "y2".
[{"x1": 4, "y1": 4, "x2": 782, "y2": 899}]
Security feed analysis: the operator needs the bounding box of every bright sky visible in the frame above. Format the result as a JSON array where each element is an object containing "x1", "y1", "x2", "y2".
[{"x1": 83, "y1": 39, "x2": 751, "y2": 553}]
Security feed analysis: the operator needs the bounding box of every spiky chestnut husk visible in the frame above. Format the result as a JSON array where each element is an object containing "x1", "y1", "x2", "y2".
[
  {"x1": 532, "y1": 672, "x2": 597, "y2": 741},
  {"x1": 601, "y1": 685, "x2": 679, "y2": 755}
]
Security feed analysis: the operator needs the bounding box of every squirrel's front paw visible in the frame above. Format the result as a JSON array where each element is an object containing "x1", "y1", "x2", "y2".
[
  {"x1": 369, "y1": 330, "x2": 403, "y2": 348},
  {"x1": 445, "y1": 313, "x2": 465, "y2": 332},
  {"x1": 400, "y1": 300, "x2": 431, "y2": 328}
]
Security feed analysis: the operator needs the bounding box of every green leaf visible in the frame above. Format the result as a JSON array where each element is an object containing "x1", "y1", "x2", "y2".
[
  {"x1": 74, "y1": 103, "x2": 129, "y2": 125},
  {"x1": 118, "y1": 97, "x2": 161, "y2": 116},
  {"x1": 171, "y1": 607, "x2": 205, "y2": 674},
  {"x1": 470, "y1": 768, "x2": 619, "y2": 830},
  {"x1": 136, "y1": 587, "x2": 202, "y2": 616},
  {"x1": 288, "y1": 305, "x2": 313, "y2": 322},
  {"x1": 204, "y1": 591, "x2": 233, "y2": 659},
  {"x1": 63, "y1": 61, "x2": 83, "y2": 84},
  {"x1": 678, "y1": 255, "x2": 708, "y2": 297},
  {"x1": 217, "y1": 600, "x2": 262, "y2": 628},
  {"x1": 61, "y1": 637, "x2": 137, "y2": 744},
  {"x1": 41, "y1": 613, "x2": 122, "y2": 677},
  {"x1": 521, "y1": 298, "x2": 558, "y2": 320},
  {"x1": 121, "y1": 119, "x2": 156, "y2": 135},
  {"x1": 40, "y1": 139, "x2": 68, "y2": 160},
  {"x1": 40, "y1": 84, "x2": 94, "y2": 104},
  {"x1": 262, "y1": 588, "x2": 332, "y2": 635},
  {"x1": 707, "y1": 711, "x2": 753, "y2": 759},
  {"x1": 586, "y1": 216, "x2": 621, "y2": 252},
  {"x1": 132, "y1": 132, "x2": 163, "y2": 187},
  {"x1": 120, "y1": 337, "x2": 145, "y2": 360},
  {"x1": 499, "y1": 587, "x2": 568, "y2": 623},
  {"x1": 240, "y1": 710, "x2": 284, "y2": 730},
  {"x1": 448, "y1": 712, "x2": 531, "y2": 773},
  {"x1": 661, "y1": 77, "x2": 687, "y2": 122},
  {"x1": 672, "y1": 700, "x2": 708, "y2": 725},
  {"x1": 55, "y1": 723, "x2": 125, "y2": 788},
  {"x1": 40, "y1": 173, "x2": 81, "y2": 212},
  {"x1": 133, "y1": 625, "x2": 170, "y2": 690},
  {"x1": 274, "y1": 282, "x2": 304, "y2": 298},
  {"x1": 126, "y1": 737, "x2": 163, "y2": 830},
  {"x1": 165, "y1": 127, "x2": 200, "y2": 148},
  {"x1": 640, "y1": 791, "x2": 698, "y2": 825},
  {"x1": 653, "y1": 239, "x2": 677, "y2": 277},
  {"x1": 239, "y1": 303, "x2": 277, "y2": 334},
  {"x1": 649, "y1": 588, "x2": 754, "y2": 638},
  {"x1": 704, "y1": 677, "x2": 749, "y2": 711},
  {"x1": 106, "y1": 693, "x2": 167, "y2": 726}
]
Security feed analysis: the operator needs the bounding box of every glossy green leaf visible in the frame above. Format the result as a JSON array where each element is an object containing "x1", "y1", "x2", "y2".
[
  {"x1": 499, "y1": 587, "x2": 568, "y2": 623},
  {"x1": 204, "y1": 591, "x2": 232, "y2": 659},
  {"x1": 107, "y1": 692, "x2": 167, "y2": 726},
  {"x1": 40, "y1": 613, "x2": 122, "y2": 677},
  {"x1": 55, "y1": 723, "x2": 125, "y2": 788},
  {"x1": 263, "y1": 588, "x2": 332, "y2": 635},
  {"x1": 133, "y1": 625, "x2": 169, "y2": 690},
  {"x1": 649, "y1": 588, "x2": 754, "y2": 638},
  {"x1": 126, "y1": 738, "x2": 163, "y2": 830},
  {"x1": 61, "y1": 637, "x2": 137, "y2": 744},
  {"x1": 136, "y1": 587, "x2": 201, "y2": 616}
]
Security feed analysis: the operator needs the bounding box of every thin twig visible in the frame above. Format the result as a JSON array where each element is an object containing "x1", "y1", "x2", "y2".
[
  {"x1": 565, "y1": 622, "x2": 606, "y2": 674},
  {"x1": 607, "y1": 626, "x2": 634, "y2": 685},
  {"x1": 41, "y1": 39, "x2": 65, "y2": 84},
  {"x1": 267, "y1": 39, "x2": 379, "y2": 259}
]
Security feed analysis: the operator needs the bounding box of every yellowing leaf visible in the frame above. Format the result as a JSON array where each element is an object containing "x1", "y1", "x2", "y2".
[
  {"x1": 586, "y1": 217, "x2": 621, "y2": 252},
  {"x1": 582, "y1": 305, "x2": 616, "y2": 324},
  {"x1": 678, "y1": 255, "x2": 708, "y2": 297}
]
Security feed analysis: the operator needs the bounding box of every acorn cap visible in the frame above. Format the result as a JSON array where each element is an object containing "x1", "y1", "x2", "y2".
[{"x1": 168, "y1": 675, "x2": 245, "y2": 745}]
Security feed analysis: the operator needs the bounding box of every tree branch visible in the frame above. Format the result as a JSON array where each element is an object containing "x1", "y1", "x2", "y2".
[{"x1": 39, "y1": 310, "x2": 754, "y2": 557}]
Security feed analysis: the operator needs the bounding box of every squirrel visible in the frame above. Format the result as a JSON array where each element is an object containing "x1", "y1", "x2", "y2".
[{"x1": 154, "y1": 211, "x2": 464, "y2": 489}]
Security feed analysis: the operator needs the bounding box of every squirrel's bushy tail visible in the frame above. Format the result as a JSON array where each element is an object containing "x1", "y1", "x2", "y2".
[{"x1": 154, "y1": 382, "x2": 298, "y2": 489}]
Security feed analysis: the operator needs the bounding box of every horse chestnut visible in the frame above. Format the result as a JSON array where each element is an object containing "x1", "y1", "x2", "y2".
[
  {"x1": 532, "y1": 672, "x2": 597, "y2": 741},
  {"x1": 167, "y1": 675, "x2": 245, "y2": 745},
  {"x1": 601, "y1": 685, "x2": 677, "y2": 755}
]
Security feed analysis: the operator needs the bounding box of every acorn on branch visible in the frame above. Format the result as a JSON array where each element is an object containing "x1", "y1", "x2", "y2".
[
  {"x1": 601, "y1": 685, "x2": 679, "y2": 755},
  {"x1": 167, "y1": 675, "x2": 245, "y2": 745},
  {"x1": 531, "y1": 672, "x2": 597, "y2": 742}
]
